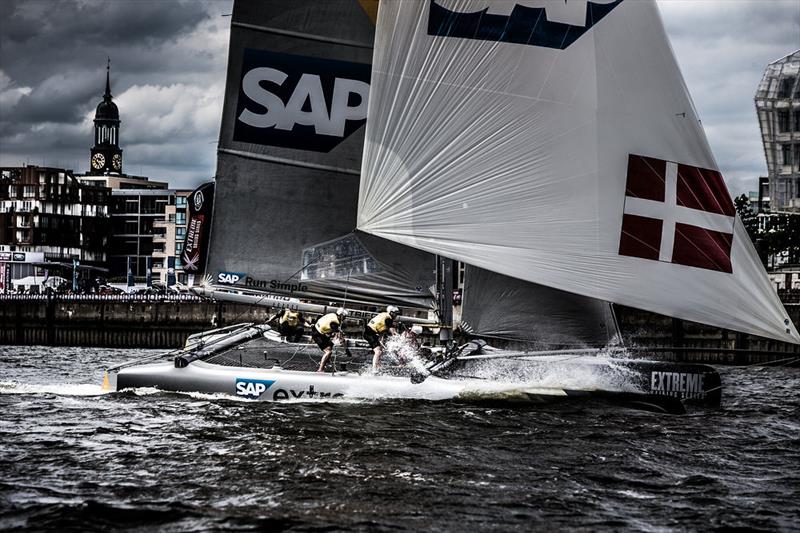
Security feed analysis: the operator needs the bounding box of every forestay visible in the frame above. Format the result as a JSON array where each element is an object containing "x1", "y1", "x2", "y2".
[{"x1": 358, "y1": 0, "x2": 798, "y2": 342}]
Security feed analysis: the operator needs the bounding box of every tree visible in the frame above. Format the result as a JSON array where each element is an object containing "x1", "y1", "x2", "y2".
[{"x1": 734, "y1": 194, "x2": 758, "y2": 241}]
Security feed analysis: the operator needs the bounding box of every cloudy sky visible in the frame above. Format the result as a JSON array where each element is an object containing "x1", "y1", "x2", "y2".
[{"x1": 1, "y1": 0, "x2": 798, "y2": 195}]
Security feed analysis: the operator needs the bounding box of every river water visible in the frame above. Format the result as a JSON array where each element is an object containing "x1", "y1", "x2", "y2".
[{"x1": 1, "y1": 345, "x2": 798, "y2": 531}]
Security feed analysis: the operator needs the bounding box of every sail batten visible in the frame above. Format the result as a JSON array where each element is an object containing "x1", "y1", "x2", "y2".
[{"x1": 358, "y1": 0, "x2": 798, "y2": 342}]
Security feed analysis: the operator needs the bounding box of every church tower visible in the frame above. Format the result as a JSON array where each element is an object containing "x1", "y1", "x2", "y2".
[{"x1": 89, "y1": 60, "x2": 123, "y2": 175}]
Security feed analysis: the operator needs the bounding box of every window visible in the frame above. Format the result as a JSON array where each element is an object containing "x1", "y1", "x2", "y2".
[
  {"x1": 786, "y1": 144, "x2": 800, "y2": 166},
  {"x1": 301, "y1": 233, "x2": 381, "y2": 280},
  {"x1": 175, "y1": 196, "x2": 187, "y2": 208},
  {"x1": 794, "y1": 110, "x2": 800, "y2": 132},
  {"x1": 778, "y1": 110, "x2": 790, "y2": 132},
  {"x1": 23, "y1": 185, "x2": 36, "y2": 198},
  {"x1": 175, "y1": 212, "x2": 186, "y2": 225},
  {"x1": 176, "y1": 227, "x2": 186, "y2": 240},
  {"x1": 176, "y1": 242, "x2": 184, "y2": 254},
  {"x1": 778, "y1": 77, "x2": 795, "y2": 98}
]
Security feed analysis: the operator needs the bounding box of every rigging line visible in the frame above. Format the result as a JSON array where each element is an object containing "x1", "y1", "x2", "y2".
[{"x1": 341, "y1": 268, "x2": 353, "y2": 309}]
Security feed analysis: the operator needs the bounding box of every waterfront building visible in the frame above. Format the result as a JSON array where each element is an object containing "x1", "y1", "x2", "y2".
[
  {"x1": 755, "y1": 50, "x2": 800, "y2": 212},
  {"x1": 758, "y1": 176, "x2": 771, "y2": 213},
  {"x1": 108, "y1": 188, "x2": 190, "y2": 283},
  {"x1": 2, "y1": 63, "x2": 195, "y2": 286},
  {"x1": 153, "y1": 189, "x2": 191, "y2": 284},
  {"x1": 0, "y1": 165, "x2": 110, "y2": 266},
  {"x1": 78, "y1": 174, "x2": 168, "y2": 190}
]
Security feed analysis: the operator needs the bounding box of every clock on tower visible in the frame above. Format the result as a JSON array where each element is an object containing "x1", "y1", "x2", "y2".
[{"x1": 89, "y1": 59, "x2": 123, "y2": 175}]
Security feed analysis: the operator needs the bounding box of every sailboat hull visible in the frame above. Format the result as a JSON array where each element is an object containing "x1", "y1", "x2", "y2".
[
  {"x1": 102, "y1": 325, "x2": 718, "y2": 414},
  {"x1": 108, "y1": 360, "x2": 573, "y2": 402},
  {"x1": 106, "y1": 357, "x2": 712, "y2": 415}
]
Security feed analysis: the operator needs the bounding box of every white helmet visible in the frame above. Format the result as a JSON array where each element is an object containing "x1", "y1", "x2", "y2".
[
  {"x1": 336, "y1": 307, "x2": 348, "y2": 317},
  {"x1": 410, "y1": 325, "x2": 423, "y2": 335},
  {"x1": 386, "y1": 305, "x2": 400, "y2": 316}
]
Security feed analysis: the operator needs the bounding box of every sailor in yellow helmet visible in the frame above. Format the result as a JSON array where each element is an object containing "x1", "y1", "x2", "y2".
[
  {"x1": 313, "y1": 307, "x2": 348, "y2": 372},
  {"x1": 276, "y1": 308, "x2": 307, "y2": 342},
  {"x1": 363, "y1": 305, "x2": 400, "y2": 370}
]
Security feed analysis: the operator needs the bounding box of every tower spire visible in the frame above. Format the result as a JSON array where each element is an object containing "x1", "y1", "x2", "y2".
[{"x1": 105, "y1": 57, "x2": 112, "y2": 99}]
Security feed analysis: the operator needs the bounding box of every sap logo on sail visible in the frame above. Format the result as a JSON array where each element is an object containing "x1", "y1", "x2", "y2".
[
  {"x1": 235, "y1": 378, "x2": 276, "y2": 399},
  {"x1": 428, "y1": 0, "x2": 624, "y2": 50},
  {"x1": 650, "y1": 372, "x2": 705, "y2": 400},
  {"x1": 218, "y1": 271, "x2": 245, "y2": 285},
  {"x1": 234, "y1": 49, "x2": 371, "y2": 153}
]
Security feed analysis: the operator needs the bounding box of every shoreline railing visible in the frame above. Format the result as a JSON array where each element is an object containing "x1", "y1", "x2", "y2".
[{"x1": 0, "y1": 293, "x2": 203, "y2": 302}]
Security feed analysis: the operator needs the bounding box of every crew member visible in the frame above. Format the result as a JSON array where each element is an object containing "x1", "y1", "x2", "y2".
[
  {"x1": 364, "y1": 305, "x2": 400, "y2": 370},
  {"x1": 313, "y1": 307, "x2": 348, "y2": 372},
  {"x1": 276, "y1": 308, "x2": 306, "y2": 342},
  {"x1": 403, "y1": 325, "x2": 424, "y2": 351}
]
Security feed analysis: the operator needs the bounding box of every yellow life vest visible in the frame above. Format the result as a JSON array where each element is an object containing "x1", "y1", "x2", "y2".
[
  {"x1": 367, "y1": 312, "x2": 393, "y2": 334},
  {"x1": 315, "y1": 313, "x2": 340, "y2": 334},
  {"x1": 280, "y1": 310, "x2": 301, "y2": 327}
]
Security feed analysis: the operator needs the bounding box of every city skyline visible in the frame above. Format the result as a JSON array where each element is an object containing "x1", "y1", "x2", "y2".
[{"x1": 1, "y1": 0, "x2": 798, "y2": 195}]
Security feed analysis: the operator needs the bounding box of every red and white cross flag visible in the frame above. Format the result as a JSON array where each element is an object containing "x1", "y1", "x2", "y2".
[{"x1": 618, "y1": 154, "x2": 736, "y2": 273}]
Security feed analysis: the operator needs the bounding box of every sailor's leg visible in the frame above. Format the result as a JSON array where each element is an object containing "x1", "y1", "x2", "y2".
[
  {"x1": 318, "y1": 347, "x2": 333, "y2": 372},
  {"x1": 372, "y1": 346, "x2": 382, "y2": 370}
]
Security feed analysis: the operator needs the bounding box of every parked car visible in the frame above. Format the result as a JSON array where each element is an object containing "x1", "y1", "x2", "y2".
[{"x1": 98, "y1": 285, "x2": 125, "y2": 295}]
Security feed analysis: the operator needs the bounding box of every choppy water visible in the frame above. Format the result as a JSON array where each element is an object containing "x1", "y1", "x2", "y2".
[{"x1": 1, "y1": 345, "x2": 798, "y2": 531}]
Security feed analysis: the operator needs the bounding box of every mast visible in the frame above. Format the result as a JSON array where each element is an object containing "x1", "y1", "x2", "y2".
[{"x1": 436, "y1": 256, "x2": 454, "y2": 344}]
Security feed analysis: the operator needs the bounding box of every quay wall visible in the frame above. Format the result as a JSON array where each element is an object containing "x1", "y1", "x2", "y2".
[
  {"x1": 615, "y1": 304, "x2": 800, "y2": 365},
  {"x1": 0, "y1": 295, "x2": 271, "y2": 349},
  {"x1": 0, "y1": 295, "x2": 798, "y2": 365}
]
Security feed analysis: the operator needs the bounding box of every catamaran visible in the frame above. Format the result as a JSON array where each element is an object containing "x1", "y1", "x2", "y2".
[{"x1": 103, "y1": 0, "x2": 797, "y2": 414}]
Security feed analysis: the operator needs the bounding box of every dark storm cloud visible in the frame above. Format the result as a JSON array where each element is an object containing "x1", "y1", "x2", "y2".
[
  {"x1": 1, "y1": 0, "x2": 209, "y2": 82},
  {"x1": 0, "y1": 0, "x2": 232, "y2": 188}
]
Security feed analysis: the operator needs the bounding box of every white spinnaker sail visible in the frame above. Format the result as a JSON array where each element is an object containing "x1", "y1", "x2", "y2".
[{"x1": 358, "y1": 0, "x2": 799, "y2": 343}]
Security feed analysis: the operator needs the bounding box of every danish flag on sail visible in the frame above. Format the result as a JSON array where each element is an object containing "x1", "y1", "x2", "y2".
[{"x1": 619, "y1": 154, "x2": 735, "y2": 273}]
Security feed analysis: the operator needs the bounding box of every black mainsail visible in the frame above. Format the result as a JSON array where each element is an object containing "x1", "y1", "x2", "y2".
[{"x1": 206, "y1": 0, "x2": 433, "y2": 308}]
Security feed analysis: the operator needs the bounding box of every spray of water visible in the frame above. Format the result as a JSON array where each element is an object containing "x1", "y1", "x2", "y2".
[
  {"x1": 382, "y1": 334, "x2": 430, "y2": 375},
  {"x1": 0, "y1": 381, "x2": 111, "y2": 396},
  {"x1": 453, "y1": 344, "x2": 647, "y2": 393}
]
